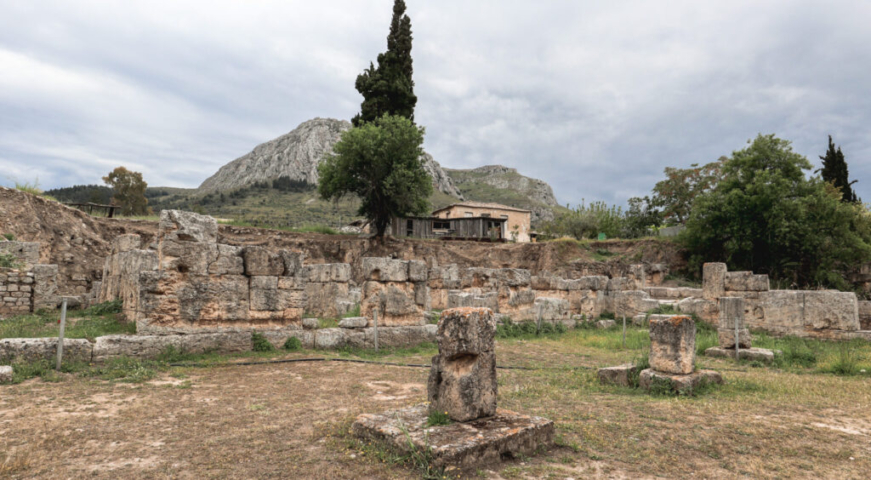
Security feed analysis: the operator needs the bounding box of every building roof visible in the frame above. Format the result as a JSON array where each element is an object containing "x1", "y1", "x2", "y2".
[{"x1": 431, "y1": 201, "x2": 532, "y2": 215}]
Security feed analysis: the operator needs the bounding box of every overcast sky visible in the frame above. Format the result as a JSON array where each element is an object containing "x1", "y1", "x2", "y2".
[{"x1": 2, "y1": 0, "x2": 870, "y2": 206}]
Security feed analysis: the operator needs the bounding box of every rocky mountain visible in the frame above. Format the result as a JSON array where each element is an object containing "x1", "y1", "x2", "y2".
[
  {"x1": 199, "y1": 118, "x2": 463, "y2": 198},
  {"x1": 445, "y1": 165, "x2": 562, "y2": 224}
]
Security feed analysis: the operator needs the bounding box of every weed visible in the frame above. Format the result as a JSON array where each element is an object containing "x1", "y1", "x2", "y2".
[
  {"x1": 342, "y1": 303, "x2": 361, "y2": 318},
  {"x1": 648, "y1": 304, "x2": 678, "y2": 315},
  {"x1": 599, "y1": 311, "x2": 616, "y2": 320},
  {"x1": 284, "y1": 336, "x2": 302, "y2": 351},
  {"x1": 628, "y1": 352, "x2": 650, "y2": 388},
  {"x1": 823, "y1": 341, "x2": 862, "y2": 376},
  {"x1": 425, "y1": 410, "x2": 452, "y2": 427},
  {"x1": 252, "y1": 332, "x2": 275, "y2": 352},
  {"x1": 318, "y1": 318, "x2": 339, "y2": 329},
  {"x1": 86, "y1": 299, "x2": 123, "y2": 316},
  {"x1": 0, "y1": 252, "x2": 18, "y2": 268},
  {"x1": 2, "y1": 233, "x2": 14, "y2": 241},
  {"x1": 84, "y1": 357, "x2": 158, "y2": 383}
]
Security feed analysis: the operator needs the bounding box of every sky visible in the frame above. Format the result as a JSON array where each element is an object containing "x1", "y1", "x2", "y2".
[{"x1": 2, "y1": 0, "x2": 870, "y2": 207}]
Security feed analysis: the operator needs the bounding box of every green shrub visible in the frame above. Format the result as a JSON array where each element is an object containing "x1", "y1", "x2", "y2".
[
  {"x1": 599, "y1": 311, "x2": 615, "y2": 320},
  {"x1": 824, "y1": 341, "x2": 862, "y2": 375},
  {"x1": 2, "y1": 233, "x2": 13, "y2": 241},
  {"x1": 284, "y1": 336, "x2": 302, "y2": 351},
  {"x1": 86, "y1": 299, "x2": 123, "y2": 316},
  {"x1": 628, "y1": 352, "x2": 650, "y2": 388},
  {"x1": 0, "y1": 252, "x2": 17, "y2": 268},
  {"x1": 426, "y1": 410, "x2": 452, "y2": 427},
  {"x1": 252, "y1": 332, "x2": 275, "y2": 352}
]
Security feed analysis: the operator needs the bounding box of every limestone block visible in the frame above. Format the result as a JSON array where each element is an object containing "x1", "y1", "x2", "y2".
[
  {"x1": 427, "y1": 264, "x2": 460, "y2": 289},
  {"x1": 533, "y1": 297, "x2": 570, "y2": 321},
  {"x1": 803, "y1": 291, "x2": 860, "y2": 331},
  {"x1": 280, "y1": 250, "x2": 305, "y2": 277},
  {"x1": 251, "y1": 287, "x2": 305, "y2": 312},
  {"x1": 757, "y1": 290, "x2": 804, "y2": 333},
  {"x1": 496, "y1": 269, "x2": 532, "y2": 287},
  {"x1": 250, "y1": 276, "x2": 278, "y2": 290},
  {"x1": 428, "y1": 351, "x2": 497, "y2": 422},
  {"x1": 315, "y1": 328, "x2": 346, "y2": 349},
  {"x1": 859, "y1": 300, "x2": 871, "y2": 330},
  {"x1": 606, "y1": 277, "x2": 635, "y2": 292},
  {"x1": 461, "y1": 268, "x2": 500, "y2": 289},
  {"x1": 639, "y1": 368, "x2": 723, "y2": 394},
  {"x1": 413, "y1": 283, "x2": 430, "y2": 309},
  {"x1": 0, "y1": 337, "x2": 93, "y2": 364},
  {"x1": 243, "y1": 247, "x2": 285, "y2": 276},
  {"x1": 408, "y1": 260, "x2": 428, "y2": 282},
  {"x1": 278, "y1": 277, "x2": 305, "y2": 291},
  {"x1": 113, "y1": 234, "x2": 142, "y2": 254},
  {"x1": 702, "y1": 263, "x2": 727, "y2": 299},
  {"x1": 339, "y1": 317, "x2": 368, "y2": 329},
  {"x1": 607, "y1": 290, "x2": 659, "y2": 317},
  {"x1": 31, "y1": 264, "x2": 59, "y2": 310},
  {"x1": 0, "y1": 365, "x2": 12, "y2": 383},
  {"x1": 304, "y1": 263, "x2": 351, "y2": 283},
  {"x1": 383, "y1": 284, "x2": 418, "y2": 316},
  {"x1": 160, "y1": 241, "x2": 215, "y2": 274},
  {"x1": 159, "y1": 210, "x2": 218, "y2": 244},
  {"x1": 597, "y1": 320, "x2": 616, "y2": 329},
  {"x1": 628, "y1": 264, "x2": 646, "y2": 289},
  {"x1": 725, "y1": 271, "x2": 770, "y2": 292},
  {"x1": 718, "y1": 297, "x2": 745, "y2": 330},
  {"x1": 597, "y1": 364, "x2": 639, "y2": 387},
  {"x1": 705, "y1": 346, "x2": 780, "y2": 363},
  {"x1": 176, "y1": 275, "x2": 250, "y2": 322},
  {"x1": 448, "y1": 291, "x2": 499, "y2": 312},
  {"x1": 508, "y1": 289, "x2": 536, "y2": 308},
  {"x1": 209, "y1": 245, "x2": 244, "y2": 275},
  {"x1": 649, "y1": 315, "x2": 696, "y2": 375},
  {"x1": 92, "y1": 332, "x2": 251, "y2": 362},
  {"x1": 531, "y1": 275, "x2": 556, "y2": 291},
  {"x1": 361, "y1": 257, "x2": 408, "y2": 282},
  {"x1": 0, "y1": 242, "x2": 40, "y2": 266},
  {"x1": 676, "y1": 297, "x2": 718, "y2": 323},
  {"x1": 302, "y1": 318, "x2": 319, "y2": 329},
  {"x1": 632, "y1": 314, "x2": 647, "y2": 326},
  {"x1": 717, "y1": 328, "x2": 752, "y2": 349},
  {"x1": 435, "y1": 307, "x2": 497, "y2": 358}
]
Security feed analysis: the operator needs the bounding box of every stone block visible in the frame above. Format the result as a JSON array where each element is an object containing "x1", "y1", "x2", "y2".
[
  {"x1": 0, "y1": 338, "x2": 93, "y2": 364},
  {"x1": 860, "y1": 300, "x2": 871, "y2": 330},
  {"x1": 159, "y1": 210, "x2": 218, "y2": 244},
  {"x1": 596, "y1": 319, "x2": 616, "y2": 329},
  {"x1": 0, "y1": 242, "x2": 40, "y2": 266},
  {"x1": 160, "y1": 241, "x2": 214, "y2": 274},
  {"x1": 448, "y1": 291, "x2": 499, "y2": 312},
  {"x1": 718, "y1": 297, "x2": 745, "y2": 330},
  {"x1": 702, "y1": 263, "x2": 727, "y2": 299},
  {"x1": 606, "y1": 277, "x2": 635, "y2": 291},
  {"x1": 428, "y1": 351, "x2": 497, "y2": 422},
  {"x1": 725, "y1": 271, "x2": 770, "y2": 292},
  {"x1": 705, "y1": 346, "x2": 780, "y2": 363},
  {"x1": 280, "y1": 250, "x2": 305, "y2": 277},
  {"x1": 209, "y1": 245, "x2": 244, "y2": 275},
  {"x1": 175, "y1": 275, "x2": 250, "y2": 322},
  {"x1": 0, "y1": 365, "x2": 12, "y2": 383},
  {"x1": 92, "y1": 332, "x2": 251, "y2": 362},
  {"x1": 639, "y1": 368, "x2": 723, "y2": 394},
  {"x1": 531, "y1": 275, "x2": 556, "y2": 290},
  {"x1": 717, "y1": 328, "x2": 752, "y2": 349},
  {"x1": 113, "y1": 234, "x2": 142, "y2": 253},
  {"x1": 243, "y1": 247, "x2": 285, "y2": 276},
  {"x1": 408, "y1": 260, "x2": 428, "y2": 282},
  {"x1": 361, "y1": 257, "x2": 408, "y2": 282},
  {"x1": 352, "y1": 404, "x2": 554, "y2": 469},
  {"x1": 304, "y1": 263, "x2": 351, "y2": 283},
  {"x1": 597, "y1": 364, "x2": 639, "y2": 387},
  {"x1": 435, "y1": 307, "x2": 496, "y2": 357},
  {"x1": 632, "y1": 314, "x2": 647, "y2": 326},
  {"x1": 413, "y1": 283, "x2": 429, "y2": 309},
  {"x1": 496, "y1": 269, "x2": 532, "y2": 287},
  {"x1": 339, "y1": 317, "x2": 368, "y2": 329},
  {"x1": 302, "y1": 318, "x2": 319, "y2": 329},
  {"x1": 533, "y1": 297, "x2": 570, "y2": 321},
  {"x1": 803, "y1": 291, "x2": 860, "y2": 331},
  {"x1": 677, "y1": 297, "x2": 718, "y2": 323},
  {"x1": 315, "y1": 328, "x2": 346, "y2": 349},
  {"x1": 649, "y1": 315, "x2": 696, "y2": 375}
]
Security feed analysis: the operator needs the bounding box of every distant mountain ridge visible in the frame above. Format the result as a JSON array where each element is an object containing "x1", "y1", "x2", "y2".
[{"x1": 444, "y1": 165, "x2": 561, "y2": 223}]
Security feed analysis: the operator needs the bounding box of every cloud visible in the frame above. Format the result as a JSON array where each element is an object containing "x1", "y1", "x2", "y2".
[{"x1": 2, "y1": 0, "x2": 870, "y2": 204}]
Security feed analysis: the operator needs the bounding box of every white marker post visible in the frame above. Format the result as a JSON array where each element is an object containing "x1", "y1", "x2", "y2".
[
  {"x1": 734, "y1": 314, "x2": 740, "y2": 361},
  {"x1": 622, "y1": 315, "x2": 626, "y2": 349},
  {"x1": 373, "y1": 308, "x2": 379, "y2": 352},
  {"x1": 56, "y1": 297, "x2": 68, "y2": 371}
]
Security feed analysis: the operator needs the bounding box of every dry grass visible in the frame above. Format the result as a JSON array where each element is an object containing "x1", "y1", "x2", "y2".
[{"x1": 1, "y1": 329, "x2": 870, "y2": 479}]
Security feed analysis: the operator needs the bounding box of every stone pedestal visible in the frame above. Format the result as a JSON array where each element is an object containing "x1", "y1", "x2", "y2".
[
  {"x1": 718, "y1": 297, "x2": 751, "y2": 349},
  {"x1": 648, "y1": 315, "x2": 696, "y2": 375},
  {"x1": 639, "y1": 368, "x2": 723, "y2": 394},
  {"x1": 703, "y1": 263, "x2": 727, "y2": 299}
]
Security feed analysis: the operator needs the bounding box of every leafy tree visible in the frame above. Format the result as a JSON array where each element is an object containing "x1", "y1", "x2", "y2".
[
  {"x1": 651, "y1": 159, "x2": 724, "y2": 225},
  {"x1": 623, "y1": 196, "x2": 662, "y2": 238},
  {"x1": 102, "y1": 167, "x2": 151, "y2": 216},
  {"x1": 683, "y1": 134, "x2": 871, "y2": 288},
  {"x1": 318, "y1": 114, "x2": 432, "y2": 237},
  {"x1": 818, "y1": 135, "x2": 858, "y2": 203},
  {"x1": 352, "y1": 0, "x2": 417, "y2": 126},
  {"x1": 542, "y1": 200, "x2": 625, "y2": 240}
]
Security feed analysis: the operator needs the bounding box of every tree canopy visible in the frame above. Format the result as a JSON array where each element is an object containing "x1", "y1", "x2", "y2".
[
  {"x1": 818, "y1": 135, "x2": 858, "y2": 203},
  {"x1": 352, "y1": 0, "x2": 417, "y2": 126},
  {"x1": 683, "y1": 134, "x2": 871, "y2": 288},
  {"x1": 103, "y1": 167, "x2": 151, "y2": 216},
  {"x1": 318, "y1": 114, "x2": 432, "y2": 237},
  {"x1": 651, "y1": 159, "x2": 724, "y2": 225}
]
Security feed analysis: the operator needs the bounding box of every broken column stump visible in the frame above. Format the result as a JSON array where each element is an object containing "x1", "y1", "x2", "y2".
[
  {"x1": 352, "y1": 307, "x2": 554, "y2": 470},
  {"x1": 640, "y1": 315, "x2": 723, "y2": 394}
]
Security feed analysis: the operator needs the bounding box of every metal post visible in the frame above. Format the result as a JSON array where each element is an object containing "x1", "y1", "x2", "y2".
[
  {"x1": 622, "y1": 315, "x2": 626, "y2": 349},
  {"x1": 56, "y1": 298, "x2": 68, "y2": 371},
  {"x1": 734, "y1": 314, "x2": 740, "y2": 361},
  {"x1": 373, "y1": 308, "x2": 379, "y2": 351},
  {"x1": 536, "y1": 304, "x2": 543, "y2": 334}
]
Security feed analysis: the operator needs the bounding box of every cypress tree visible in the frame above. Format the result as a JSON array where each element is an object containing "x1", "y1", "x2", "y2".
[
  {"x1": 352, "y1": 0, "x2": 417, "y2": 126},
  {"x1": 818, "y1": 135, "x2": 858, "y2": 203}
]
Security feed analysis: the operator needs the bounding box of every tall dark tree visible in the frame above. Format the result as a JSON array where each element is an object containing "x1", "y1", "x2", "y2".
[
  {"x1": 818, "y1": 135, "x2": 858, "y2": 202},
  {"x1": 352, "y1": 0, "x2": 417, "y2": 126}
]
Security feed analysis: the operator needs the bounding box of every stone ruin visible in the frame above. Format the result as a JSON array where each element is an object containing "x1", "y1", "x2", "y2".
[
  {"x1": 639, "y1": 315, "x2": 723, "y2": 394},
  {"x1": 352, "y1": 308, "x2": 554, "y2": 469},
  {"x1": 704, "y1": 297, "x2": 781, "y2": 363},
  {"x1": 0, "y1": 240, "x2": 60, "y2": 316}
]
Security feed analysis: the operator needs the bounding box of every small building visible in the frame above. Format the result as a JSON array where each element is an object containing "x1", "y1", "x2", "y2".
[
  {"x1": 389, "y1": 216, "x2": 508, "y2": 242},
  {"x1": 431, "y1": 202, "x2": 533, "y2": 242}
]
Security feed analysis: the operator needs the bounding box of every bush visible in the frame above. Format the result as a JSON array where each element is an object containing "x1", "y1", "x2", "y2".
[
  {"x1": 252, "y1": 332, "x2": 275, "y2": 352},
  {"x1": 0, "y1": 252, "x2": 17, "y2": 268},
  {"x1": 284, "y1": 336, "x2": 302, "y2": 351}
]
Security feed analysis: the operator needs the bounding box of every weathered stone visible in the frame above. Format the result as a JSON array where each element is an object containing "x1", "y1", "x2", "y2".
[
  {"x1": 597, "y1": 364, "x2": 639, "y2": 387},
  {"x1": 0, "y1": 337, "x2": 93, "y2": 364},
  {"x1": 339, "y1": 317, "x2": 368, "y2": 328},
  {"x1": 705, "y1": 346, "x2": 780, "y2": 363},
  {"x1": 408, "y1": 260, "x2": 428, "y2": 282},
  {"x1": 628, "y1": 264, "x2": 646, "y2": 289},
  {"x1": 676, "y1": 297, "x2": 718, "y2": 323},
  {"x1": 649, "y1": 315, "x2": 696, "y2": 375},
  {"x1": 92, "y1": 332, "x2": 251, "y2": 362},
  {"x1": 209, "y1": 245, "x2": 244, "y2": 275},
  {"x1": 428, "y1": 307, "x2": 498, "y2": 422},
  {"x1": 177, "y1": 275, "x2": 250, "y2": 322},
  {"x1": 860, "y1": 300, "x2": 871, "y2": 330},
  {"x1": 639, "y1": 368, "x2": 723, "y2": 394},
  {"x1": 508, "y1": 289, "x2": 536, "y2": 308},
  {"x1": 0, "y1": 242, "x2": 40, "y2": 266},
  {"x1": 606, "y1": 277, "x2": 635, "y2": 291},
  {"x1": 314, "y1": 328, "x2": 346, "y2": 349},
  {"x1": 448, "y1": 291, "x2": 499, "y2": 312},
  {"x1": 0, "y1": 365, "x2": 12, "y2": 383},
  {"x1": 725, "y1": 271, "x2": 770, "y2": 292},
  {"x1": 279, "y1": 250, "x2": 305, "y2": 277},
  {"x1": 352, "y1": 404, "x2": 554, "y2": 469},
  {"x1": 113, "y1": 234, "x2": 142, "y2": 253},
  {"x1": 533, "y1": 297, "x2": 570, "y2": 322},
  {"x1": 243, "y1": 247, "x2": 285, "y2": 276},
  {"x1": 632, "y1": 314, "x2": 647, "y2": 326},
  {"x1": 596, "y1": 319, "x2": 616, "y2": 329},
  {"x1": 605, "y1": 290, "x2": 660, "y2": 317},
  {"x1": 32, "y1": 263, "x2": 60, "y2": 310},
  {"x1": 302, "y1": 318, "x2": 319, "y2": 329},
  {"x1": 803, "y1": 291, "x2": 859, "y2": 332},
  {"x1": 496, "y1": 269, "x2": 532, "y2": 287},
  {"x1": 304, "y1": 263, "x2": 351, "y2": 283},
  {"x1": 718, "y1": 297, "x2": 745, "y2": 330},
  {"x1": 159, "y1": 210, "x2": 218, "y2": 244},
  {"x1": 717, "y1": 328, "x2": 752, "y2": 349},
  {"x1": 702, "y1": 263, "x2": 727, "y2": 299},
  {"x1": 361, "y1": 257, "x2": 408, "y2": 282}
]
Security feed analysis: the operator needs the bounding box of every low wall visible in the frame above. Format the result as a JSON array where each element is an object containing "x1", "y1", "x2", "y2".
[{"x1": 0, "y1": 268, "x2": 33, "y2": 316}]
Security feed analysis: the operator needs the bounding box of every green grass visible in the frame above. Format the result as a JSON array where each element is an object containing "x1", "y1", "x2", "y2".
[
  {"x1": 0, "y1": 300, "x2": 134, "y2": 341},
  {"x1": 425, "y1": 410, "x2": 452, "y2": 427}
]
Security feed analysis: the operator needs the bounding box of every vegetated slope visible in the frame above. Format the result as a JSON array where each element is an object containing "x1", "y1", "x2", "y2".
[
  {"x1": 198, "y1": 117, "x2": 462, "y2": 198},
  {"x1": 445, "y1": 165, "x2": 568, "y2": 224}
]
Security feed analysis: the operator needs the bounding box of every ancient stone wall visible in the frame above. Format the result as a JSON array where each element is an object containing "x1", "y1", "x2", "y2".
[
  {"x1": 360, "y1": 257, "x2": 430, "y2": 326},
  {"x1": 0, "y1": 241, "x2": 60, "y2": 317},
  {"x1": 0, "y1": 268, "x2": 33, "y2": 316}
]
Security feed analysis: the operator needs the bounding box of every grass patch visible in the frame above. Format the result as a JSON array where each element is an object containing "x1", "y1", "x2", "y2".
[
  {"x1": 0, "y1": 252, "x2": 19, "y2": 268},
  {"x1": 497, "y1": 318, "x2": 568, "y2": 338},
  {"x1": 425, "y1": 410, "x2": 452, "y2": 427},
  {"x1": 0, "y1": 301, "x2": 134, "y2": 341}
]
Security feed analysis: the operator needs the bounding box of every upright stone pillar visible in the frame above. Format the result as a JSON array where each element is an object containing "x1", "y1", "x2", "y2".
[
  {"x1": 648, "y1": 315, "x2": 696, "y2": 375},
  {"x1": 427, "y1": 307, "x2": 497, "y2": 422},
  {"x1": 717, "y1": 297, "x2": 751, "y2": 349},
  {"x1": 702, "y1": 263, "x2": 727, "y2": 299}
]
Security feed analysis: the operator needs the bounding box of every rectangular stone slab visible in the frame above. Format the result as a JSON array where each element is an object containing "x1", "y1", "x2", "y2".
[{"x1": 352, "y1": 404, "x2": 554, "y2": 470}]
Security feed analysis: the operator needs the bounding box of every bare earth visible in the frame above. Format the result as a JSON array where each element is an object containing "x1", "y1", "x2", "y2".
[{"x1": 2, "y1": 335, "x2": 870, "y2": 479}]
